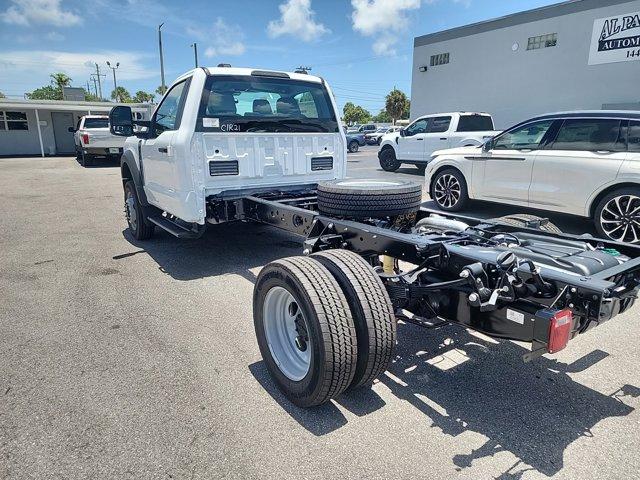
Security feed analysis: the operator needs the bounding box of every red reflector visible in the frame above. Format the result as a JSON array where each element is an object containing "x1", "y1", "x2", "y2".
[
  {"x1": 548, "y1": 308, "x2": 573, "y2": 354},
  {"x1": 81, "y1": 133, "x2": 89, "y2": 145}
]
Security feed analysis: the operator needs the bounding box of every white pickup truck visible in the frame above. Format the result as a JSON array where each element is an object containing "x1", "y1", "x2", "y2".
[
  {"x1": 378, "y1": 112, "x2": 500, "y2": 172},
  {"x1": 72, "y1": 115, "x2": 126, "y2": 166}
]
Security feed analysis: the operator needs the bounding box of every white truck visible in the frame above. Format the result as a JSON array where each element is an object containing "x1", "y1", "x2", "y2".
[
  {"x1": 378, "y1": 112, "x2": 500, "y2": 172},
  {"x1": 71, "y1": 115, "x2": 126, "y2": 166},
  {"x1": 108, "y1": 67, "x2": 640, "y2": 409}
]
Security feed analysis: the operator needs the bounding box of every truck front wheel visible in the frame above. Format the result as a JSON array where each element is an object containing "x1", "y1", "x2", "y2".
[
  {"x1": 378, "y1": 147, "x2": 400, "y2": 172},
  {"x1": 254, "y1": 257, "x2": 358, "y2": 407},
  {"x1": 124, "y1": 180, "x2": 155, "y2": 240}
]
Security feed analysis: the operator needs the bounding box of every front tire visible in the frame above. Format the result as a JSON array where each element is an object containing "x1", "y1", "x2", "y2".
[
  {"x1": 594, "y1": 188, "x2": 640, "y2": 243},
  {"x1": 124, "y1": 180, "x2": 155, "y2": 240},
  {"x1": 348, "y1": 140, "x2": 359, "y2": 153},
  {"x1": 378, "y1": 147, "x2": 400, "y2": 172},
  {"x1": 430, "y1": 168, "x2": 469, "y2": 212},
  {"x1": 254, "y1": 257, "x2": 358, "y2": 407}
]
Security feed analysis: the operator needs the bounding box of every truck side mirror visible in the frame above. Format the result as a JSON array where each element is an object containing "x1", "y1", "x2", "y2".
[
  {"x1": 399, "y1": 128, "x2": 406, "y2": 137},
  {"x1": 109, "y1": 105, "x2": 133, "y2": 137},
  {"x1": 482, "y1": 138, "x2": 493, "y2": 152},
  {"x1": 67, "y1": 126, "x2": 76, "y2": 133}
]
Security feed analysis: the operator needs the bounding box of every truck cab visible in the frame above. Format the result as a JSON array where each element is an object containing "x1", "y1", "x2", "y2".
[{"x1": 110, "y1": 67, "x2": 346, "y2": 238}]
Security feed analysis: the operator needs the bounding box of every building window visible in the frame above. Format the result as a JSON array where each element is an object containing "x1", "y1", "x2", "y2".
[
  {"x1": 430, "y1": 52, "x2": 450, "y2": 66},
  {"x1": 527, "y1": 33, "x2": 557, "y2": 50},
  {"x1": 0, "y1": 111, "x2": 28, "y2": 131}
]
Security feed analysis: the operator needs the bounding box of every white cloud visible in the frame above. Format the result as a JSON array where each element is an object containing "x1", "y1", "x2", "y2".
[
  {"x1": 1, "y1": 0, "x2": 81, "y2": 27},
  {"x1": 351, "y1": 0, "x2": 421, "y2": 55},
  {"x1": 267, "y1": 0, "x2": 329, "y2": 42},
  {"x1": 187, "y1": 18, "x2": 246, "y2": 59}
]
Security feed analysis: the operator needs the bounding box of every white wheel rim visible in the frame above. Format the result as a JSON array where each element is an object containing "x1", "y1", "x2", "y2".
[
  {"x1": 600, "y1": 194, "x2": 640, "y2": 244},
  {"x1": 434, "y1": 174, "x2": 461, "y2": 209},
  {"x1": 263, "y1": 286, "x2": 311, "y2": 381}
]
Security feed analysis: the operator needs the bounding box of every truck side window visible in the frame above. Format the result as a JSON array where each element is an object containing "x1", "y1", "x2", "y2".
[
  {"x1": 428, "y1": 116, "x2": 451, "y2": 133},
  {"x1": 628, "y1": 121, "x2": 640, "y2": 153},
  {"x1": 154, "y1": 80, "x2": 189, "y2": 135},
  {"x1": 404, "y1": 119, "x2": 427, "y2": 137},
  {"x1": 548, "y1": 119, "x2": 624, "y2": 152}
]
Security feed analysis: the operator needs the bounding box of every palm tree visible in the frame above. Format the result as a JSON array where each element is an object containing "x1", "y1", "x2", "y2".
[
  {"x1": 50, "y1": 72, "x2": 72, "y2": 91},
  {"x1": 385, "y1": 88, "x2": 410, "y2": 125}
]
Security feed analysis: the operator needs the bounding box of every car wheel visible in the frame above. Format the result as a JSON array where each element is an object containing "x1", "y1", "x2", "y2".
[
  {"x1": 253, "y1": 256, "x2": 357, "y2": 407},
  {"x1": 378, "y1": 147, "x2": 400, "y2": 172},
  {"x1": 594, "y1": 188, "x2": 640, "y2": 243},
  {"x1": 348, "y1": 140, "x2": 359, "y2": 153},
  {"x1": 430, "y1": 168, "x2": 469, "y2": 212},
  {"x1": 124, "y1": 180, "x2": 155, "y2": 240}
]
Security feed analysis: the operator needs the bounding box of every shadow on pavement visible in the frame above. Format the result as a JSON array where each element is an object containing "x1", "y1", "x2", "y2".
[
  {"x1": 253, "y1": 321, "x2": 636, "y2": 478},
  {"x1": 116, "y1": 221, "x2": 302, "y2": 282}
]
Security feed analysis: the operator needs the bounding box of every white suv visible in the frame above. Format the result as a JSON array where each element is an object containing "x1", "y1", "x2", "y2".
[{"x1": 425, "y1": 111, "x2": 640, "y2": 243}]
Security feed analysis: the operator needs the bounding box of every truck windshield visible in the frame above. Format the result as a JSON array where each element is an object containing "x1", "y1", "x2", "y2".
[
  {"x1": 83, "y1": 118, "x2": 109, "y2": 128},
  {"x1": 198, "y1": 75, "x2": 339, "y2": 133},
  {"x1": 457, "y1": 115, "x2": 494, "y2": 132}
]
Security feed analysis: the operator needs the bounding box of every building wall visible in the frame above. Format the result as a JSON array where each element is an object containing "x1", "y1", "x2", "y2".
[{"x1": 411, "y1": 1, "x2": 640, "y2": 129}]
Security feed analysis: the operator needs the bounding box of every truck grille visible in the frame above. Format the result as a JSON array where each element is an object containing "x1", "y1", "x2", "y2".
[
  {"x1": 311, "y1": 156, "x2": 333, "y2": 171},
  {"x1": 209, "y1": 160, "x2": 239, "y2": 176}
]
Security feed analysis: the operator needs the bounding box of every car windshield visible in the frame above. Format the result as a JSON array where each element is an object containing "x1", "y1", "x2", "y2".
[
  {"x1": 198, "y1": 75, "x2": 339, "y2": 133},
  {"x1": 83, "y1": 118, "x2": 109, "y2": 128}
]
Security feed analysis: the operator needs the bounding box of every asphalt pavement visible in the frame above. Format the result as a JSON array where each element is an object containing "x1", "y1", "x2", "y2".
[{"x1": 1, "y1": 153, "x2": 639, "y2": 479}]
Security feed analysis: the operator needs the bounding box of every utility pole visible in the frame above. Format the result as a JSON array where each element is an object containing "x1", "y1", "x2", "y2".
[
  {"x1": 93, "y1": 63, "x2": 105, "y2": 100},
  {"x1": 106, "y1": 61, "x2": 120, "y2": 101},
  {"x1": 90, "y1": 75, "x2": 99, "y2": 98},
  {"x1": 86, "y1": 80, "x2": 91, "y2": 96},
  {"x1": 158, "y1": 23, "x2": 166, "y2": 93},
  {"x1": 190, "y1": 42, "x2": 198, "y2": 68}
]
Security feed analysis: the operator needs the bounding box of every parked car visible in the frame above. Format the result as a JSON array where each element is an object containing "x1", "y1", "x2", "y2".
[
  {"x1": 70, "y1": 115, "x2": 126, "y2": 166},
  {"x1": 357, "y1": 123, "x2": 377, "y2": 134},
  {"x1": 346, "y1": 132, "x2": 366, "y2": 152},
  {"x1": 425, "y1": 111, "x2": 640, "y2": 243},
  {"x1": 378, "y1": 112, "x2": 500, "y2": 172},
  {"x1": 365, "y1": 126, "x2": 401, "y2": 145}
]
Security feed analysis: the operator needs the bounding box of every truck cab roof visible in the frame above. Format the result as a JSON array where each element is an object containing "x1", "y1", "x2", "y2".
[{"x1": 173, "y1": 67, "x2": 325, "y2": 85}]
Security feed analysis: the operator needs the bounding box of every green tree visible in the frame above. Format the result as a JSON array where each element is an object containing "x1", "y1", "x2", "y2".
[
  {"x1": 82, "y1": 89, "x2": 102, "y2": 102},
  {"x1": 133, "y1": 90, "x2": 155, "y2": 103},
  {"x1": 385, "y1": 88, "x2": 410, "y2": 125},
  {"x1": 371, "y1": 109, "x2": 391, "y2": 123},
  {"x1": 155, "y1": 85, "x2": 167, "y2": 96},
  {"x1": 27, "y1": 85, "x2": 62, "y2": 100},
  {"x1": 402, "y1": 99, "x2": 411, "y2": 120},
  {"x1": 111, "y1": 86, "x2": 132, "y2": 103},
  {"x1": 342, "y1": 102, "x2": 371, "y2": 125}
]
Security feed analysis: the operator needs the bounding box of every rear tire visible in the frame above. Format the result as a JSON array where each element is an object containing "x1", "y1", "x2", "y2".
[
  {"x1": 378, "y1": 147, "x2": 400, "y2": 172},
  {"x1": 124, "y1": 180, "x2": 155, "y2": 240},
  {"x1": 254, "y1": 257, "x2": 358, "y2": 407},
  {"x1": 348, "y1": 140, "x2": 359, "y2": 153},
  {"x1": 317, "y1": 178, "x2": 422, "y2": 219},
  {"x1": 80, "y1": 150, "x2": 92, "y2": 167},
  {"x1": 430, "y1": 168, "x2": 468, "y2": 212},
  {"x1": 312, "y1": 250, "x2": 396, "y2": 389},
  {"x1": 490, "y1": 214, "x2": 562, "y2": 233}
]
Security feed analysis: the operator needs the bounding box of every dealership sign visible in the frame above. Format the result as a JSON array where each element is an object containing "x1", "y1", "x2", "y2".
[{"x1": 589, "y1": 11, "x2": 640, "y2": 65}]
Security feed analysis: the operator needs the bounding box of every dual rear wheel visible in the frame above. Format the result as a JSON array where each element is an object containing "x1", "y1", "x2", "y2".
[{"x1": 253, "y1": 250, "x2": 396, "y2": 407}]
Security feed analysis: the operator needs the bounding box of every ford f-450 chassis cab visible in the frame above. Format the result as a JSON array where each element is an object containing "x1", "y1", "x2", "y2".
[{"x1": 110, "y1": 68, "x2": 640, "y2": 408}]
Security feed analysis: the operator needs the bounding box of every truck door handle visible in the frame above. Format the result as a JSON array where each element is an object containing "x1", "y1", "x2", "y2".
[
  {"x1": 158, "y1": 147, "x2": 168, "y2": 153},
  {"x1": 440, "y1": 137, "x2": 447, "y2": 140},
  {"x1": 416, "y1": 138, "x2": 423, "y2": 141}
]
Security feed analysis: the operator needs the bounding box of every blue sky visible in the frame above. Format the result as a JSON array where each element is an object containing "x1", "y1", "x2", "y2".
[{"x1": 1, "y1": 0, "x2": 558, "y2": 113}]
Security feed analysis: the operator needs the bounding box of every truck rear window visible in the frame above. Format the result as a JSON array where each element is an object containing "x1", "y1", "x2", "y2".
[
  {"x1": 198, "y1": 75, "x2": 339, "y2": 133},
  {"x1": 83, "y1": 118, "x2": 109, "y2": 128},
  {"x1": 457, "y1": 115, "x2": 494, "y2": 132}
]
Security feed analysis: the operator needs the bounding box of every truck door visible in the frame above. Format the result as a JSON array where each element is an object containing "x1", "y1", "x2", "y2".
[
  {"x1": 423, "y1": 116, "x2": 452, "y2": 158},
  {"x1": 140, "y1": 79, "x2": 190, "y2": 212},
  {"x1": 397, "y1": 118, "x2": 428, "y2": 161},
  {"x1": 475, "y1": 119, "x2": 554, "y2": 206}
]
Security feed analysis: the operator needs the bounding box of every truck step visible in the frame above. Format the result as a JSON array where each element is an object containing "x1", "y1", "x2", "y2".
[{"x1": 147, "y1": 215, "x2": 205, "y2": 239}]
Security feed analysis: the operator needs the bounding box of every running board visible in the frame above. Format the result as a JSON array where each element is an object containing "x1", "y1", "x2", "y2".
[{"x1": 147, "y1": 215, "x2": 205, "y2": 239}]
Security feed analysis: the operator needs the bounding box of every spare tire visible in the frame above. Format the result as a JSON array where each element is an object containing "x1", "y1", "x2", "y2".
[{"x1": 317, "y1": 179, "x2": 422, "y2": 219}]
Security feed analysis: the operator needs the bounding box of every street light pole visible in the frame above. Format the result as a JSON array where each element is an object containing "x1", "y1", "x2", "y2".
[
  {"x1": 158, "y1": 23, "x2": 166, "y2": 93},
  {"x1": 106, "y1": 61, "x2": 120, "y2": 101},
  {"x1": 190, "y1": 42, "x2": 198, "y2": 68}
]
